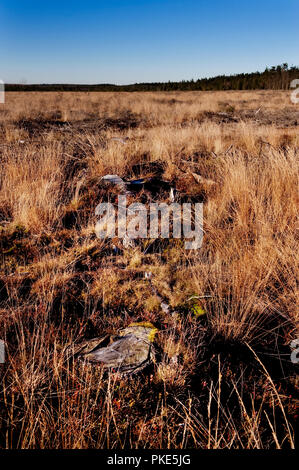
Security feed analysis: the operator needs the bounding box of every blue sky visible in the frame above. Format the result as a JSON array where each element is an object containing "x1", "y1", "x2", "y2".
[{"x1": 1, "y1": 0, "x2": 298, "y2": 84}]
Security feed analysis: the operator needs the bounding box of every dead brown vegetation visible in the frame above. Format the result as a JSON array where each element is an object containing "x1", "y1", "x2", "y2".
[{"x1": 0, "y1": 90, "x2": 298, "y2": 449}]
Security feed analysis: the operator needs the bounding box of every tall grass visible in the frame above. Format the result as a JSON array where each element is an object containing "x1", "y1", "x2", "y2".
[{"x1": 0, "y1": 90, "x2": 297, "y2": 448}]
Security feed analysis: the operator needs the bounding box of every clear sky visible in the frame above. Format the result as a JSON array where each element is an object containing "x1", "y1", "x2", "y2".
[{"x1": 1, "y1": 0, "x2": 298, "y2": 84}]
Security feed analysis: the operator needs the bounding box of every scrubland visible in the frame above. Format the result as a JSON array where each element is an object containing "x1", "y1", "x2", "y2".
[{"x1": 0, "y1": 90, "x2": 298, "y2": 448}]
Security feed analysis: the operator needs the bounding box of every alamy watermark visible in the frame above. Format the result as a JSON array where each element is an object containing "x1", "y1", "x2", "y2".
[
  {"x1": 290, "y1": 79, "x2": 299, "y2": 104},
  {"x1": 290, "y1": 338, "x2": 299, "y2": 364},
  {"x1": 0, "y1": 80, "x2": 4, "y2": 104},
  {"x1": 95, "y1": 196, "x2": 203, "y2": 249},
  {"x1": 0, "y1": 340, "x2": 5, "y2": 364}
]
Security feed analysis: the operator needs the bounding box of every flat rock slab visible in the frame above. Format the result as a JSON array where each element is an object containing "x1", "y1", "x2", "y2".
[{"x1": 76, "y1": 322, "x2": 158, "y2": 375}]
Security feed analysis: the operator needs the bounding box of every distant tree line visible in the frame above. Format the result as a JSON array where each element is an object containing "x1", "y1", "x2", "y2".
[{"x1": 6, "y1": 64, "x2": 299, "y2": 92}]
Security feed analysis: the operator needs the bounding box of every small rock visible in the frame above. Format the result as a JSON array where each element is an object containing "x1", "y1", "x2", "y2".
[
  {"x1": 111, "y1": 137, "x2": 129, "y2": 144},
  {"x1": 79, "y1": 322, "x2": 159, "y2": 375}
]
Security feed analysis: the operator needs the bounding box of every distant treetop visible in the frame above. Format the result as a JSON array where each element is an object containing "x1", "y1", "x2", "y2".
[{"x1": 6, "y1": 64, "x2": 299, "y2": 92}]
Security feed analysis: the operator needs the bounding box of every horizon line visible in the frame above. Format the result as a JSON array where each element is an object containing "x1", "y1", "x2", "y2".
[{"x1": 5, "y1": 63, "x2": 298, "y2": 87}]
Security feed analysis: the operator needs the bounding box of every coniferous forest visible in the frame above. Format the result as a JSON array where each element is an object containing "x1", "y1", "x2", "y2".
[{"x1": 6, "y1": 64, "x2": 299, "y2": 92}]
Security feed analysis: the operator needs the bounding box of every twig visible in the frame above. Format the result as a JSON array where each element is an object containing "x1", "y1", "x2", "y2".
[{"x1": 223, "y1": 144, "x2": 233, "y2": 155}]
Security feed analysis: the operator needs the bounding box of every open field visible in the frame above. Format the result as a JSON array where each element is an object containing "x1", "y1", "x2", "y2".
[{"x1": 0, "y1": 90, "x2": 298, "y2": 448}]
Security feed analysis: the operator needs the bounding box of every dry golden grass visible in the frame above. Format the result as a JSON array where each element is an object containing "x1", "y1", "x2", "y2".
[{"x1": 0, "y1": 90, "x2": 298, "y2": 448}]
